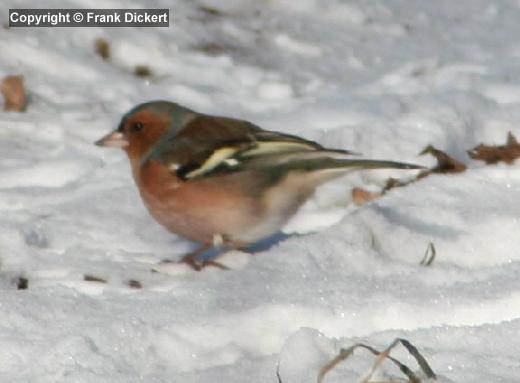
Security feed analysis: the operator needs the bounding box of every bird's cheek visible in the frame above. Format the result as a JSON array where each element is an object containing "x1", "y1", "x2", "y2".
[{"x1": 95, "y1": 131, "x2": 129, "y2": 148}]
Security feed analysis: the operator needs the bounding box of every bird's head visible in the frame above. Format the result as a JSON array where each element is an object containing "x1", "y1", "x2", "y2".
[{"x1": 95, "y1": 100, "x2": 194, "y2": 162}]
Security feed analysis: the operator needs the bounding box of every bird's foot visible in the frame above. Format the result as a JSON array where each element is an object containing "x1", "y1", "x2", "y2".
[
  {"x1": 160, "y1": 257, "x2": 229, "y2": 271},
  {"x1": 157, "y1": 244, "x2": 230, "y2": 272}
]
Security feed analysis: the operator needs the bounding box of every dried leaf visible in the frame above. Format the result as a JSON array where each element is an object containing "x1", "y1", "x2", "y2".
[
  {"x1": 468, "y1": 132, "x2": 520, "y2": 164},
  {"x1": 15, "y1": 277, "x2": 28, "y2": 290},
  {"x1": 127, "y1": 280, "x2": 142, "y2": 289},
  {"x1": 84, "y1": 274, "x2": 107, "y2": 283},
  {"x1": 1, "y1": 75, "x2": 27, "y2": 112},
  {"x1": 193, "y1": 42, "x2": 238, "y2": 56},
  {"x1": 198, "y1": 6, "x2": 223, "y2": 17},
  {"x1": 94, "y1": 38, "x2": 110, "y2": 60},
  {"x1": 382, "y1": 145, "x2": 466, "y2": 195},
  {"x1": 419, "y1": 145, "x2": 467, "y2": 176},
  {"x1": 190, "y1": 5, "x2": 226, "y2": 21},
  {"x1": 352, "y1": 187, "x2": 382, "y2": 206},
  {"x1": 134, "y1": 65, "x2": 153, "y2": 77}
]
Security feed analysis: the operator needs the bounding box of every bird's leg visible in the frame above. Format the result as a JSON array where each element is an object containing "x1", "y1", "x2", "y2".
[
  {"x1": 159, "y1": 244, "x2": 209, "y2": 268},
  {"x1": 199, "y1": 258, "x2": 230, "y2": 271},
  {"x1": 177, "y1": 245, "x2": 213, "y2": 271},
  {"x1": 198, "y1": 234, "x2": 231, "y2": 270},
  {"x1": 193, "y1": 234, "x2": 247, "y2": 271},
  {"x1": 159, "y1": 235, "x2": 236, "y2": 271},
  {"x1": 160, "y1": 234, "x2": 232, "y2": 271}
]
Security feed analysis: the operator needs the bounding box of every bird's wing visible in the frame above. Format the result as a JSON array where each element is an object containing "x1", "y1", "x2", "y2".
[{"x1": 145, "y1": 114, "x2": 355, "y2": 180}]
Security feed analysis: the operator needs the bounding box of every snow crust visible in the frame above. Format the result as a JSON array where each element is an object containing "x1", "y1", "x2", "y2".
[{"x1": 1, "y1": 0, "x2": 520, "y2": 381}]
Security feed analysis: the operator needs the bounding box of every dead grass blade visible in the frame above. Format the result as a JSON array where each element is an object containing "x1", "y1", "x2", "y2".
[
  {"x1": 317, "y1": 338, "x2": 436, "y2": 383},
  {"x1": 398, "y1": 338, "x2": 436, "y2": 380},
  {"x1": 276, "y1": 361, "x2": 283, "y2": 383},
  {"x1": 420, "y1": 242, "x2": 436, "y2": 266},
  {"x1": 317, "y1": 343, "x2": 358, "y2": 383}
]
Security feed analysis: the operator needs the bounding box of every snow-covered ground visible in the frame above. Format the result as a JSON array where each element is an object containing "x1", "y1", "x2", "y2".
[{"x1": 1, "y1": 0, "x2": 520, "y2": 381}]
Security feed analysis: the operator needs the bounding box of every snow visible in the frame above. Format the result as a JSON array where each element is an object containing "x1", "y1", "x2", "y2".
[{"x1": 1, "y1": 0, "x2": 520, "y2": 381}]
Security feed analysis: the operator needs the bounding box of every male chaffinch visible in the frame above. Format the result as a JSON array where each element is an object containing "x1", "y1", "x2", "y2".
[{"x1": 96, "y1": 101, "x2": 420, "y2": 270}]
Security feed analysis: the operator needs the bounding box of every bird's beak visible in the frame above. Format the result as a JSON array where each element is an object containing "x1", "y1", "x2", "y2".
[{"x1": 95, "y1": 131, "x2": 129, "y2": 148}]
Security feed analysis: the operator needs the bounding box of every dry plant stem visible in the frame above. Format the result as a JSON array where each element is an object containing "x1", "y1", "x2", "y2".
[
  {"x1": 317, "y1": 339, "x2": 436, "y2": 383},
  {"x1": 398, "y1": 338, "x2": 436, "y2": 380},
  {"x1": 276, "y1": 362, "x2": 283, "y2": 383},
  {"x1": 362, "y1": 339, "x2": 419, "y2": 383},
  {"x1": 317, "y1": 343, "x2": 357, "y2": 383}
]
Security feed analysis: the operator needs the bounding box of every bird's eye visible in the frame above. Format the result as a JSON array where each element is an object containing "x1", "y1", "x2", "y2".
[{"x1": 131, "y1": 122, "x2": 144, "y2": 133}]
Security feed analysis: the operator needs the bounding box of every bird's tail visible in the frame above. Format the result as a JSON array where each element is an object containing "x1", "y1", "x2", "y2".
[
  {"x1": 310, "y1": 158, "x2": 423, "y2": 171},
  {"x1": 244, "y1": 152, "x2": 422, "y2": 186},
  {"x1": 290, "y1": 157, "x2": 422, "y2": 188},
  {"x1": 268, "y1": 157, "x2": 424, "y2": 172}
]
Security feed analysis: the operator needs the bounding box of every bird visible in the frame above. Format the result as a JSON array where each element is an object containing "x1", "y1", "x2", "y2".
[{"x1": 96, "y1": 101, "x2": 421, "y2": 270}]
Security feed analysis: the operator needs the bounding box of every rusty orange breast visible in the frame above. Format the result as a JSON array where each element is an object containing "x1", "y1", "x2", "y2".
[{"x1": 133, "y1": 160, "x2": 262, "y2": 245}]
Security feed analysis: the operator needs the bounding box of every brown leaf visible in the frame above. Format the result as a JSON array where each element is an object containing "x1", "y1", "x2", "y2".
[
  {"x1": 352, "y1": 187, "x2": 382, "y2": 206},
  {"x1": 94, "y1": 38, "x2": 110, "y2": 60},
  {"x1": 382, "y1": 145, "x2": 465, "y2": 193},
  {"x1": 15, "y1": 277, "x2": 28, "y2": 290},
  {"x1": 198, "y1": 6, "x2": 223, "y2": 17},
  {"x1": 127, "y1": 280, "x2": 142, "y2": 289},
  {"x1": 419, "y1": 145, "x2": 467, "y2": 176},
  {"x1": 468, "y1": 132, "x2": 520, "y2": 164},
  {"x1": 193, "y1": 42, "x2": 238, "y2": 56},
  {"x1": 134, "y1": 65, "x2": 153, "y2": 77},
  {"x1": 1, "y1": 75, "x2": 27, "y2": 112}
]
